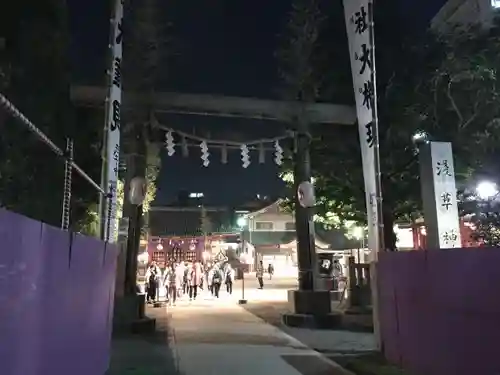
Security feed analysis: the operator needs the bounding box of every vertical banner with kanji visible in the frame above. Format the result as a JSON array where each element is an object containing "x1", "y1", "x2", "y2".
[
  {"x1": 343, "y1": 0, "x2": 380, "y2": 257},
  {"x1": 429, "y1": 142, "x2": 461, "y2": 248},
  {"x1": 104, "y1": 0, "x2": 124, "y2": 242}
]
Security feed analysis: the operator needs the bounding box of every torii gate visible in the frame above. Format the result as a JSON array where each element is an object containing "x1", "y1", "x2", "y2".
[
  {"x1": 70, "y1": 85, "x2": 356, "y2": 295},
  {"x1": 71, "y1": 85, "x2": 355, "y2": 124}
]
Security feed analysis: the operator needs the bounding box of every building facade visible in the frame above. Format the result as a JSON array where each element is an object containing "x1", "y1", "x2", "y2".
[{"x1": 243, "y1": 200, "x2": 332, "y2": 274}]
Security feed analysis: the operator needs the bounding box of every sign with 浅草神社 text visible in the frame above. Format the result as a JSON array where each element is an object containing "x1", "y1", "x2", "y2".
[{"x1": 419, "y1": 141, "x2": 461, "y2": 248}]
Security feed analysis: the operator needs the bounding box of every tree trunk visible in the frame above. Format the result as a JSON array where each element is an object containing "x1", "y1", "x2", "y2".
[{"x1": 383, "y1": 206, "x2": 397, "y2": 251}]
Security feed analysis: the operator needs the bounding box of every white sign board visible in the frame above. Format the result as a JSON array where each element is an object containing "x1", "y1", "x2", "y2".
[
  {"x1": 343, "y1": 0, "x2": 380, "y2": 257},
  {"x1": 104, "y1": 0, "x2": 124, "y2": 242},
  {"x1": 430, "y1": 142, "x2": 461, "y2": 248}
]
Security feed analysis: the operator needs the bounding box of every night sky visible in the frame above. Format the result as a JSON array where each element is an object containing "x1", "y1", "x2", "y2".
[{"x1": 69, "y1": 0, "x2": 446, "y2": 206}]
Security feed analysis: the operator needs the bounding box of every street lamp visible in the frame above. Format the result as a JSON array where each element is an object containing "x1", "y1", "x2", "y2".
[
  {"x1": 476, "y1": 181, "x2": 498, "y2": 200},
  {"x1": 237, "y1": 216, "x2": 248, "y2": 305}
]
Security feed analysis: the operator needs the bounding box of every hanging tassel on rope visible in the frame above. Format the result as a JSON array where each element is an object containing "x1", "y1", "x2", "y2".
[
  {"x1": 241, "y1": 144, "x2": 250, "y2": 168},
  {"x1": 200, "y1": 141, "x2": 210, "y2": 167}
]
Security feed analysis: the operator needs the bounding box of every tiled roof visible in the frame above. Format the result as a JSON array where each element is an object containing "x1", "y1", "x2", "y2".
[
  {"x1": 242, "y1": 231, "x2": 296, "y2": 246},
  {"x1": 315, "y1": 227, "x2": 361, "y2": 250},
  {"x1": 243, "y1": 226, "x2": 360, "y2": 251},
  {"x1": 149, "y1": 208, "x2": 233, "y2": 237}
]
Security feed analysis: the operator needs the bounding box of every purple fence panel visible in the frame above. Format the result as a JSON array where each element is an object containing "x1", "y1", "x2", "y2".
[
  {"x1": 102, "y1": 242, "x2": 119, "y2": 366},
  {"x1": 0, "y1": 208, "x2": 118, "y2": 375},
  {"x1": 379, "y1": 249, "x2": 500, "y2": 375},
  {"x1": 66, "y1": 233, "x2": 111, "y2": 375},
  {"x1": 377, "y1": 252, "x2": 399, "y2": 363},
  {"x1": 426, "y1": 249, "x2": 500, "y2": 375},
  {"x1": 378, "y1": 251, "x2": 431, "y2": 372},
  {"x1": 428, "y1": 248, "x2": 500, "y2": 314},
  {"x1": 0, "y1": 209, "x2": 45, "y2": 375},
  {"x1": 37, "y1": 224, "x2": 72, "y2": 375},
  {"x1": 391, "y1": 252, "x2": 433, "y2": 375}
]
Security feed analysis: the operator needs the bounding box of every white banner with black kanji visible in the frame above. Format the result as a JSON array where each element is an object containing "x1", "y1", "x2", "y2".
[
  {"x1": 104, "y1": 0, "x2": 124, "y2": 242},
  {"x1": 344, "y1": 0, "x2": 380, "y2": 255}
]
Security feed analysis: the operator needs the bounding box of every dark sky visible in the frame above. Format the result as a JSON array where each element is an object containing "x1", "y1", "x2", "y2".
[{"x1": 69, "y1": 0, "x2": 445, "y2": 206}]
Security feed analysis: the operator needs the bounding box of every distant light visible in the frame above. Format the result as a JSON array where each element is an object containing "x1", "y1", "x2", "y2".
[
  {"x1": 237, "y1": 217, "x2": 248, "y2": 228},
  {"x1": 412, "y1": 131, "x2": 428, "y2": 143},
  {"x1": 189, "y1": 192, "x2": 204, "y2": 198},
  {"x1": 137, "y1": 252, "x2": 149, "y2": 264},
  {"x1": 476, "y1": 181, "x2": 498, "y2": 200},
  {"x1": 156, "y1": 243, "x2": 163, "y2": 250},
  {"x1": 352, "y1": 226, "x2": 364, "y2": 240}
]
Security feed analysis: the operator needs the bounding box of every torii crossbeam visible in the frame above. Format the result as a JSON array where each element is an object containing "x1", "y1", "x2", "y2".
[{"x1": 70, "y1": 85, "x2": 356, "y2": 125}]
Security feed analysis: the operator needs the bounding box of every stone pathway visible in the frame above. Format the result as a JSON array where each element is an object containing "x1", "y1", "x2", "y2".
[
  {"x1": 166, "y1": 293, "x2": 353, "y2": 375},
  {"x1": 106, "y1": 309, "x2": 179, "y2": 375},
  {"x1": 107, "y1": 276, "x2": 375, "y2": 375}
]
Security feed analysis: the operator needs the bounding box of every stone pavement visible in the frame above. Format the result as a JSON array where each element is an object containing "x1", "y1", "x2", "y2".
[
  {"x1": 232, "y1": 277, "x2": 375, "y2": 353},
  {"x1": 107, "y1": 276, "x2": 375, "y2": 375},
  {"x1": 166, "y1": 290, "x2": 354, "y2": 375},
  {"x1": 106, "y1": 308, "x2": 179, "y2": 375}
]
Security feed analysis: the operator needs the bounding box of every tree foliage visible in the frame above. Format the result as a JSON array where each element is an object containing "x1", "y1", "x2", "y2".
[
  {"x1": 470, "y1": 204, "x2": 500, "y2": 247},
  {"x1": 279, "y1": 1, "x2": 500, "y2": 249},
  {"x1": 276, "y1": 0, "x2": 324, "y2": 102},
  {"x1": 0, "y1": 1, "x2": 102, "y2": 229}
]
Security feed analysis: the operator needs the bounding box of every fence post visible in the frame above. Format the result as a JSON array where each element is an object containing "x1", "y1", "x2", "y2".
[
  {"x1": 348, "y1": 256, "x2": 357, "y2": 307},
  {"x1": 105, "y1": 189, "x2": 113, "y2": 242},
  {"x1": 61, "y1": 138, "x2": 74, "y2": 230}
]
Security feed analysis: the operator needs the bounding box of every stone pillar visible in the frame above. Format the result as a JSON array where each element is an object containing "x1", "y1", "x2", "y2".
[{"x1": 419, "y1": 141, "x2": 461, "y2": 249}]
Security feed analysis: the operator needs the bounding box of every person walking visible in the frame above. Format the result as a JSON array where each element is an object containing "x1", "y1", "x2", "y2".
[
  {"x1": 175, "y1": 261, "x2": 184, "y2": 298},
  {"x1": 212, "y1": 265, "x2": 223, "y2": 298},
  {"x1": 145, "y1": 263, "x2": 160, "y2": 303},
  {"x1": 225, "y1": 263, "x2": 234, "y2": 295},
  {"x1": 183, "y1": 262, "x2": 190, "y2": 295},
  {"x1": 256, "y1": 260, "x2": 264, "y2": 289},
  {"x1": 268, "y1": 263, "x2": 274, "y2": 280},
  {"x1": 207, "y1": 265, "x2": 214, "y2": 296},
  {"x1": 189, "y1": 261, "x2": 203, "y2": 300},
  {"x1": 164, "y1": 263, "x2": 179, "y2": 306}
]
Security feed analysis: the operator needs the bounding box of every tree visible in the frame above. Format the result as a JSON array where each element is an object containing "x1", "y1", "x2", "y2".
[
  {"x1": 279, "y1": 4, "x2": 500, "y2": 249},
  {"x1": 467, "y1": 200, "x2": 500, "y2": 247},
  {"x1": 0, "y1": 1, "x2": 102, "y2": 228},
  {"x1": 122, "y1": 0, "x2": 172, "y2": 216}
]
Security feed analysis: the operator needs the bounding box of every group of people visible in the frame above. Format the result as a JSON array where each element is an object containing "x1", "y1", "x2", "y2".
[{"x1": 143, "y1": 260, "x2": 236, "y2": 306}]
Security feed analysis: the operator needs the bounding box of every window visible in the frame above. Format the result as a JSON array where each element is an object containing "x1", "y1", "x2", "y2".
[
  {"x1": 185, "y1": 251, "x2": 196, "y2": 262},
  {"x1": 255, "y1": 221, "x2": 274, "y2": 230},
  {"x1": 152, "y1": 251, "x2": 165, "y2": 268},
  {"x1": 285, "y1": 222, "x2": 295, "y2": 230},
  {"x1": 493, "y1": 0, "x2": 500, "y2": 8},
  {"x1": 172, "y1": 247, "x2": 183, "y2": 261},
  {"x1": 152, "y1": 251, "x2": 165, "y2": 263}
]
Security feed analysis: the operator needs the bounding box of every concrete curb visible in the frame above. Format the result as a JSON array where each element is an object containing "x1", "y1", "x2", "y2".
[
  {"x1": 236, "y1": 304, "x2": 357, "y2": 375},
  {"x1": 164, "y1": 311, "x2": 184, "y2": 375}
]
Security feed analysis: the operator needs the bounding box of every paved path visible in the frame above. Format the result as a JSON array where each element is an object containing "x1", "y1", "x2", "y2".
[
  {"x1": 106, "y1": 311, "x2": 178, "y2": 375},
  {"x1": 165, "y1": 288, "x2": 353, "y2": 375},
  {"x1": 108, "y1": 276, "x2": 374, "y2": 374}
]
